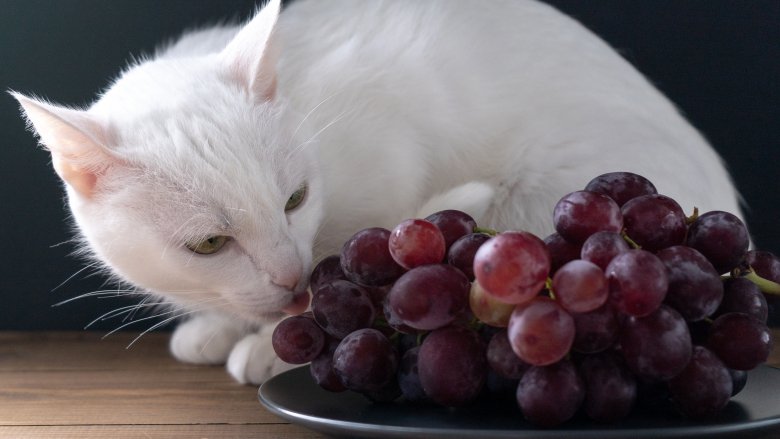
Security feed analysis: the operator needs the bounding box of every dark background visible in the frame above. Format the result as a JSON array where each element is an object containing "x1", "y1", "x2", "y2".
[{"x1": 1, "y1": 1, "x2": 777, "y2": 331}]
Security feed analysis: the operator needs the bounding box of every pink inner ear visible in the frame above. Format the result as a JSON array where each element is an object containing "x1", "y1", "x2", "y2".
[{"x1": 13, "y1": 93, "x2": 113, "y2": 199}]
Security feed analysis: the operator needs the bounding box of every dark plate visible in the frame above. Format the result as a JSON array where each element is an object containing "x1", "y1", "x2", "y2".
[{"x1": 259, "y1": 365, "x2": 780, "y2": 439}]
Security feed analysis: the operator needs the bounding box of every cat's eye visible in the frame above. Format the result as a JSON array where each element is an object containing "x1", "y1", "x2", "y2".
[
  {"x1": 186, "y1": 235, "x2": 229, "y2": 255},
  {"x1": 285, "y1": 184, "x2": 307, "y2": 212}
]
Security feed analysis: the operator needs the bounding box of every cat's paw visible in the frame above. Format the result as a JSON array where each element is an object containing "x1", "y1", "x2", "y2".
[
  {"x1": 226, "y1": 326, "x2": 295, "y2": 384},
  {"x1": 416, "y1": 181, "x2": 495, "y2": 220},
  {"x1": 170, "y1": 312, "x2": 248, "y2": 365}
]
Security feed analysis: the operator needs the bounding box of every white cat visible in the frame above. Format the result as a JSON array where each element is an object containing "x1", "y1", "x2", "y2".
[{"x1": 13, "y1": 0, "x2": 741, "y2": 384}]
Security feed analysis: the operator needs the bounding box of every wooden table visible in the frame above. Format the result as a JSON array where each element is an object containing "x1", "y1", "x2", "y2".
[{"x1": 1, "y1": 329, "x2": 779, "y2": 438}]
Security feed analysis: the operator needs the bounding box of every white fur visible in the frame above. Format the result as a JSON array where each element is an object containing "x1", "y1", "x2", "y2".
[{"x1": 14, "y1": 0, "x2": 741, "y2": 384}]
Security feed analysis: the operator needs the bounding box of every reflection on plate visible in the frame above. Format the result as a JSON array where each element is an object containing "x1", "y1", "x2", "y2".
[{"x1": 259, "y1": 365, "x2": 780, "y2": 439}]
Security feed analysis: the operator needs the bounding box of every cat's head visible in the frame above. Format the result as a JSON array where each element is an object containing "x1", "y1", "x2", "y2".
[{"x1": 12, "y1": 0, "x2": 319, "y2": 323}]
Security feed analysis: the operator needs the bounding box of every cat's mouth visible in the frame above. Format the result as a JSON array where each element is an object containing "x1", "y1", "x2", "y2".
[{"x1": 281, "y1": 289, "x2": 310, "y2": 315}]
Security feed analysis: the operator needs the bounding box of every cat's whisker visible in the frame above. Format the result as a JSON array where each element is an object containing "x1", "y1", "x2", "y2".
[
  {"x1": 124, "y1": 299, "x2": 230, "y2": 349},
  {"x1": 287, "y1": 110, "x2": 349, "y2": 160},
  {"x1": 288, "y1": 89, "x2": 345, "y2": 146},
  {"x1": 84, "y1": 299, "x2": 173, "y2": 329},
  {"x1": 124, "y1": 295, "x2": 153, "y2": 323},
  {"x1": 51, "y1": 262, "x2": 100, "y2": 292},
  {"x1": 52, "y1": 289, "x2": 137, "y2": 307}
]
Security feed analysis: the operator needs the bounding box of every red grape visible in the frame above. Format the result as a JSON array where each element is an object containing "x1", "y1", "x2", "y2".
[
  {"x1": 309, "y1": 255, "x2": 348, "y2": 293},
  {"x1": 468, "y1": 281, "x2": 515, "y2": 327},
  {"x1": 621, "y1": 194, "x2": 686, "y2": 252},
  {"x1": 580, "y1": 230, "x2": 629, "y2": 271},
  {"x1": 340, "y1": 227, "x2": 405, "y2": 286},
  {"x1": 389, "y1": 218, "x2": 446, "y2": 269},
  {"x1": 424, "y1": 209, "x2": 476, "y2": 250},
  {"x1": 715, "y1": 277, "x2": 768, "y2": 323},
  {"x1": 447, "y1": 233, "x2": 491, "y2": 280},
  {"x1": 620, "y1": 305, "x2": 692, "y2": 381},
  {"x1": 309, "y1": 336, "x2": 347, "y2": 392},
  {"x1": 508, "y1": 296, "x2": 575, "y2": 366},
  {"x1": 271, "y1": 315, "x2": 326, "y2": 364},
  {"x1": 418, "y1": 325, "x2": 486, "y2": 406},
  {"x1": 473, "y1": 231, "x2": 550, "y2": 305},
  {"x1": 584, "y1": 171, "x2": 658, "y2": 206},
  {"x1": 657, "y1": 246, "x2": 723, "y2": 321},
  {"x1": 668, "y1": 346, "x2": 732, "y2": 419},
  {"x1": 707, "y1": 312, "x2": 772, "y2": 371},
  {"x1": 571, "y1": 303, "x2": 619, "y2": 354},
  {"x1": 606, "y1": 250, "x2": 669, "y2": 317},
  {"x1": 553, "y1": 190, "x2": 623, "y2": 244},
  {"x1": 487, "y1": 329, "x2": 531, "y2": 379},
  {"x1": 332, "y1": 328, "x2": 399, "y2": 393},
  {"x1": 516, "y1": 360, "x2": 585, "y2": 427},
  {"x1": 311, "y1": 280, "x2": 376, "y2": 339},
  {"x1": 686, "y1": 211, "x2": 749, "y2": 274},
  {"x1": 578, "y1": 351, "x2": 637, "y2": 422},
  {"x1": 543, "y1": 232, "x2": 582, "y2": 274},
  {"x1": 552, "y1": 259, "x2": 608, "y2": 313}
]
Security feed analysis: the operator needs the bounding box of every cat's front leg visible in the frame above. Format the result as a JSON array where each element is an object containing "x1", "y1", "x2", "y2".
[
  {"x1": 170, "y1": 311, "x2": 251, "y2": 365},
  {"x1": 226, "y1": 323, "x2": 295, "y2": 384}
]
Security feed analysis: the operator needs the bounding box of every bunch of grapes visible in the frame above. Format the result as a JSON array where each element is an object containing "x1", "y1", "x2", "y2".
[{"x1": 271, "y1": 171, "x2": 779, "y2": 427}]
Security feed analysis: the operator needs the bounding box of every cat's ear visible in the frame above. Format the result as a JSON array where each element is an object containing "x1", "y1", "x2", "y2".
[
  {"x1": 11, "y1": 92, "x2": 115, "y2": 199},
  {"x1": 220, "y1": 0, "x2": 281, "y2": 101}
]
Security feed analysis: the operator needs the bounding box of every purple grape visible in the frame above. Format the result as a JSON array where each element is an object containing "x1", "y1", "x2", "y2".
[
  {"x1": 584, "y1": 171, "x2": 658, "y2": 206},
  {"x1": 657, "y1": 246, "x2": 724, "y2": 321},
  {"x1": 707, "y1": 312, "x2": 772, "y2": 370},
  {"x1": 620, "y1": 305, "x2": 692, "y2": 381},
  {"x1": 397, "y1": 346, "x2": 429, "y2": 403},
  {"x1": 606, "y1": 250, "x2": 669, "y2": 317},
  {"x1": 580, "y1": 231, "x2": 630, "y2": 271},
  {"x1": 571, "y1": 304, "x2": 619, "y2": 354},
  {"x1": 543, "y1": 232, "x2": 582, "y2": 274},
  {"x1": 447, "y1": 233, "x2": 491, "y2": 280},
  {"x1": 668, "y1": 346, "x2": 733, "y2": 419},
  {"x1": 487, "y1": 329, "x2": 531, "y2": 379},
  {"x1": 310, "y1": 336, "x2": 347, "y2": 392},
  {"x1": 311, "y1": 280, "x2": 376, "y2": 339},
  {"x1": 516, "y1": 360, "x2": 585, "y2": 427},
  {"x1": 389, "y1": 218, "x2": 446, "y2": 269},
  {"x1": 332, "y1": 328, "x2": 399, "y2": 393},
  {"x1": 386, "y1": 264, "x2": 470, "y2": 331},
  {"x1": 553, "y1": 190, "x2": 623, "y2": 244},
  {"x1": 340, "y1": 227, "x2": 405, "y2": 286},
  {"x1": 745, "y1": 250, "x2": 780, "y2": 282},
  {"x1": 309, "y1": 255, "x2": 348, "y2": 294},
  {"x1": 578, "y1": 351, "x2": 637, "y2": 423},
  {"x1": 686, "y1": 211, "x2": 749, "y2": 274},
  {"x1": 418, "y1": 326, "x2": 486, "y2": 407},
  {"x1": 552, "y1": 259, "x2": 608, "y2": 313},
  {"x1": 621, "y1": 194, "x2": 686, "y2": 252},
  {"x1": 729, "y1": 368, "x2": 748, "y2": 396},
  {"x1": 424, "y1": 210, "x2": 476, "y2": 250},
  {"x1": 508, "y1": 296, "x2": 575, "y2": 366},
  {"x1": 715, "y1": 277, "x2": 768, "y2": 323},
  {"x1": 271, "y1": 315, "x2": 325, "y2": 364}
]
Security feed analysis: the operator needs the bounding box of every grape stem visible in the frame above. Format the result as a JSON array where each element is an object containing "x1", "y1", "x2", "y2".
[
  {"x1": 685, "y1": 206, "x2": 700, "y2": 225},
  {"x1": 473, "y1": 226, "x2": 499, "y2": 236},
  {"x1": 741, "y1": 269, "x2": 780, "y2": 295},
  {"x1": 621, "y1": 231, "x2": 642, "y2": 250}
]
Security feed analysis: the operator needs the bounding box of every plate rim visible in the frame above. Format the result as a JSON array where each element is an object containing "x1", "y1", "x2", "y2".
[{"x1": 259, "y1": 365, "x2": 780, "y2": 439}]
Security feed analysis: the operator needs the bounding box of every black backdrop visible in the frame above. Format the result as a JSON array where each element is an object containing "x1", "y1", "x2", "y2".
[{"x1": 1, "y1": 1, "x2": 777, "y2": 331}]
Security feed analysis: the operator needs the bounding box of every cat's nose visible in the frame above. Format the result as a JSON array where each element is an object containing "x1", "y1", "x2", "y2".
[{"x1": 271, "y1": 270, "x2": 301, "y2": 290}]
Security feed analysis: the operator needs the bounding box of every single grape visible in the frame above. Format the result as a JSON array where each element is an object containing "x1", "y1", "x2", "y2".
[
  {"x1": 571, "y1": 304, "x2": 619, "y2": 354},
  {"x1": 578, "y1": 351, "x2": 637, "y2": 423},
  {"x1": 424, "y1": 209, "x2": 476, "y2": 250},
  {"x1": 448, "y1": 233, "x2": 491, "y2": 280},
  {"x1": 580, "y1": 230, "x2": 630, "y2": 271},
  {"x1": 332, "y1": 328, "x2": 399, "y2": 393},
  {"x1": 621, "y1": 194, "x2": 686, "y2": 252},
  {"x1": 508, "y1": 296, "x2": 575, "y2": 366},
  {"x1": 620, "y1": 305, "x2": 692, "y2": 381},
  {"x1": 686, "y1": 211, "x2": 749, "y2": 274},
  {"x1": 309, "y1": 336, "x2": 347, "y2": 392},
  {"x1": 473, "y1": 231, "x2": 551, "y2": 305},
  {"x1": 584, "y1": 171, "x2": 658, "y2": 206},
  {"x1": 745, "y1": 250, "x2": 780, "y2": 282},
  {"x1": 606, "y1": 250, "x2": 669, "y2": 317},
  {"x1": 657, "y1": 246, "x2": 723, "y2": 321},
  {"x1": 487, "y1": 329, "x2": 531, "y2": 379},
  {"x1": 553, "y1": 190, "x2": 623, "y2": 244},
  {"x1": 271, "y1": 315, "x2": 326, "y2": 364},
  {"x1": 311, "y1": 280, "x2": 376, "y2": 339},
  {"x1": 397, "y1": 346, "x2": 429, "y2": 403},
  {"x1": 516, "y1": 360, "x2": 585, "y2": 428},
  {"x1": 309, "y1": 255, "x2": 348, "y2": 294},
  {"x1": 381, "y1": 296, "x2": 419, "y2": 334},
  {"x1": 707, "y1": 312, "x2": 772, "y2": 371},
  {"x1": 543, "y1": 232, "x2": 582, "y2": 274},
  {"x1": 418, "y1": 325, "x2": 486, "y2": 407},
  {"x1": 668, "y1": 346, "x2": 733, "y2": 419},
  {"x1": 468, "y1": 280, "x2": 515, "y2": 327},
  {"x1": 552, "y1": 259, "x2": 608, "y2": 313},
  {"x1": 729, "y1": 368, "x2": 748, "y2": 397},
  {"x1": 386, "y1": 264, "x2": 471, "y2": 331},
  {"x1": 715, "y1": 277, "x2": 768, "y2": 323},
  {"x1": 389, "y1": 218, "x2": 446, "y2": 269},
  {"x1": 340, "y1": 227, "x2": 406, "y2": 286}
]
